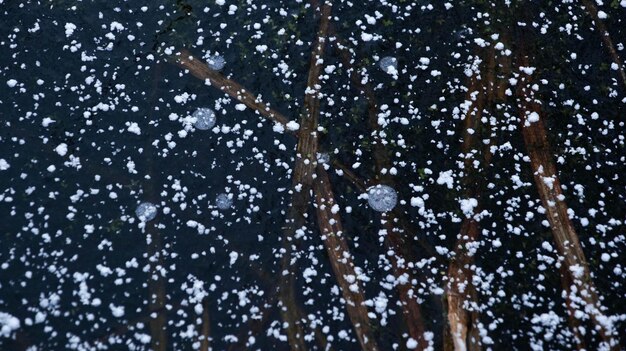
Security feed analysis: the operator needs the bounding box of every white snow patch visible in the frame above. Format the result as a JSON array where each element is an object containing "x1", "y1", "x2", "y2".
[
  {"x1": 436, "y1": 170, "x2": 454, "y2": 189},
  {"x1": 410, "y1": 197, "x2": 424, "y2": 208},
  {"x1": 459, "y1": 198, "x2": 478, "y2": 218},
  {"x1": 0, "y1": 159, "x2": 9, "y2": 171},
  {"x1": 272, "y1": 123, "x2": 285, "y2": 133},
  {"x1": 285, "y1": 121, "x2": 300, "y2": 131},
  {"x1": 55, "y1": 143, "x2": 68, "y2": 156},
  {"x1": 42, "y1": 117, "x2": 56, "y2": 127},
  {"x1": 110, "y1": 21, "x2": 125, "y2": 32},
  {"x1": 527, "y1": 111, "x2": 540, "y2": 124},
  {"x1": 361, "y1": 32, "x2": 373, "y2": 42},
  {"x1": 64, "y1": 23, "x2": 77, "y2": 37},
  {"x1": 109, "y1": 304, "x2": 125, "y2": 318},
  {"x1": 229, "y1": 251, "x2": 239, "y2": 265},
  {"x1": 127, "y1": 122, "x2": 141, "y2": 135},
  {"x1": 0, "y1": 312, "x2": 20, "y2": 338}
]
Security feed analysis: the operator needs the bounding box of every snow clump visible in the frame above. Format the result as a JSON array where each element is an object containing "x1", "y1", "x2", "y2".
[{"x1": 0, "y1": 312, "x2": 20, "y2": 338}]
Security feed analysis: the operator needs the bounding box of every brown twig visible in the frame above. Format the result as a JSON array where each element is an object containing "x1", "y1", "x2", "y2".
[
  {"x1": 145, "y1": 62, "x2": 168, "y2": 351},
  {"x1": 331, "y1": 159, "x2": 369, "y2": 192},
  {"x1": 199, "y1": 298, "x2": 211, "y2": 351},
  {"x1": 579, "y1": 0, "x2": 626, "y2": 90},
  {"x1": 274, "y1": 2, "x2": 335, "y2": 349},
  {"x1": 314, "y1": 164, "x2": 380, "y2": 351},
  {"x1": 516, "y1": 38, "x2": 619, "y2": 350},
  {"x1": 444, "y1": 45, "x2": 500, "y2": 351},
  {"x1": 331, "y1": 33, "x2": 432, "y2": 348},
  {"x1": 279, "y1": 3, "x2": 380, "y2": 349},
  {"x1": 172, "y1": 50, "x2": 291, "y2": 126}
]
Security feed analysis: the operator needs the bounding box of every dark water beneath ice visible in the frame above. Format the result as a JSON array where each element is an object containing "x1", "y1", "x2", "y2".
[{"x1": 1, "y1": 0, "x2": 625, "y2": 350}]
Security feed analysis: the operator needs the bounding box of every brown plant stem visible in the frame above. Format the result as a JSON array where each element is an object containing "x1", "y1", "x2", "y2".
[
  {"x1": 172, "y1": 50, "x2": 291, "y2": 126},
  {"x1": 579, "y1": 0, "x2": 626, "y2": 90},
  {"x1": 275, "y1": 2, "x2": 335, "y2": 349},
  {"x1": 280, "y1": 3, "x2": 379, "y2": 349},
  {"x1": 170, "y1": 4, "x2": 380, "y2": 347},
  {"x1": 330, "y1": 34, "x2": 431, "y2": 348},
  {"x1": 517, "y1": 98, "x2": 618, "y2": 349},
  {"x1": 516, "y1": 41, "x2": 619, "y2": 350},
  {"x1": 199, "y1": 298, "x2": 211, "y2": 351},
  {"x1": 314, "y1": 164, "x2": 380, "y2": 351},
  {"x1": 558, "y1": 264, "x2": 587, "y2": 350},
  {"x1": 444, "y1": 46, "x2": 501, "y2": 351},
  {"x1": 144, "y1": 62, "x2": 168, "y2": 351}
]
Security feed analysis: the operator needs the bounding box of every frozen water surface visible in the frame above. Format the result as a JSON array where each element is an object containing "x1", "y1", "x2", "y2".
[{"x1": 0, "y1": 0, "x2": 625, "y2": 350}]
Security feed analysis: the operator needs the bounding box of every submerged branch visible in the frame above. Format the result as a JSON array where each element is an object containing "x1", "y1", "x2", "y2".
[
  {"x1": 314, "y1": 165, "x2": 380, "y2": 351},
  {"x1": 199, "y1": 299, "x2": 211, "y2": 351},
  {"x1": 172, "y1": 50, "x2": 291, "y2": 126},
  {"x1": 331, "y1": 34, "x2": 432, "y2": 346},
  {"x1": 145, "y1": 62, "x2": 168, "y2": 351},
  {"x1": 331, "y1": 159, "x2": 368, "y2": 192},
  {"x1": 445, "y1": 47, "x2": 498, "y2": 351},
  {"x1": 579, "y1": 0, "x2": 626, "y2": 90},
  {"x1": 516, "y1": 42, "x2": 620, "y2": 350},
  {"x1": 275, "y1": 3, "x2": 335, "y2": 348},
  {"x1": 517, "y1": 97, "x2": 619, "y2": 349}
]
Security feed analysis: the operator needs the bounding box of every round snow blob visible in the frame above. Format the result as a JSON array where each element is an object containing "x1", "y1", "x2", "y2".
[
  {"x1": 136, "y1": 202, "x2": 158, "y2": 222},
  {"x1": 192, "y1": 108, "x2": 216, "y2": 130},
  {"x1": 215, "y1": 193, "x2": 233, "y2": 210},
  {"x1": 207, "y1": 55, "x2": 226, "y2": 71},
  {"x1": 367, "y1": 184, "x2": 398, "y2": 212},
  {"x1": 379, "y1": 56, "x2": 398, "y2": 74}
]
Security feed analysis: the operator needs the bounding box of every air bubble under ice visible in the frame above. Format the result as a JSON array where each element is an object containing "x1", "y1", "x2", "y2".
[
  {"x1": 192, "y1": 108, "x2": 217, "y2": 130},
  {"x1": 207, "y1": 55, "x2": 226, "y2": 71},
  {"x1": 135, "y1": 202, "x2": 158, "y2": 222},
  {"x1": 379, "y1": 56, "x2": 398, "y2": 75},
  {"x1": 367, "y1": 184, "x2": 398, "y2": 212},
  {"x1": 215, "y1": 193, "x2": 233, "y2": 210}
]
